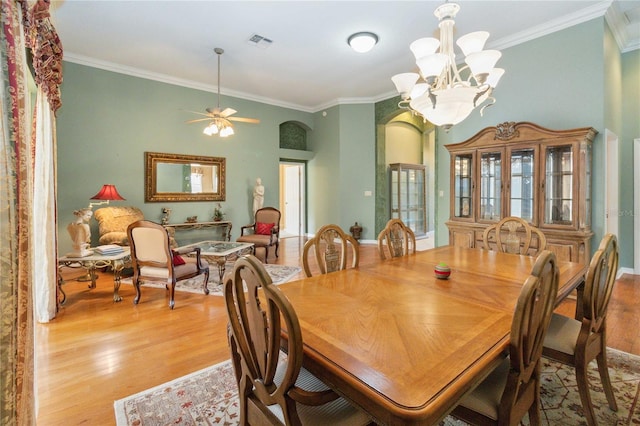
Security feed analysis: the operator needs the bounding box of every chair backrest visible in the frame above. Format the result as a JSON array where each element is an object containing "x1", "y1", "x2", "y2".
[
  {"x1": 94, "y1": 206, "x2": 144, "y2": 245},
  {"x1": 127, "y1": 220, "x2": 172, "y2": 268},
  {"x1": 302, "y1": 224, "x2": 359, "y2": 277},
  {"x1": 582, "y1": 234, "x2": 618, "y2": 328},
  {"x1": 377, "y1": 218, "x2": 417, "y2": 260},
  {"x1": 224, "y1": 255, "x2": 305, "y2": 424},
  {"x1": 501, "y1": 250, "x2": 558, "y2": 420},
  {"x1": 255, "y1": 207, "x2": 281, "y2": 235},
  {"x1": 483, "y1": 216, "x2": 547, "y2": 256}
]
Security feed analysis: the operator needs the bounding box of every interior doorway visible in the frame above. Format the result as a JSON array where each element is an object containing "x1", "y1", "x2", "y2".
[{"x1": 279, "y1": 161, "x2": 306, "y2": 237}]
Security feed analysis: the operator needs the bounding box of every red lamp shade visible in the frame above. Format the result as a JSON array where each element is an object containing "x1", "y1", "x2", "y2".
[{"x1": 90, "y1": 184, "x2": 126, "y2": 201}]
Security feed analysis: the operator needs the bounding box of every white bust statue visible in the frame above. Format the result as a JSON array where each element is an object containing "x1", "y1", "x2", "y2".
[
  {"x1": 253, "y1": 177, "x2": 265, "y2": 215},
  {"x1": 67, "y1": 208, "x2": 93, "y2": 257}
]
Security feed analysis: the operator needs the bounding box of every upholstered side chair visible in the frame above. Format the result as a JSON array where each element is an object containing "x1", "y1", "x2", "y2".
[
  {"x1": 483, "y1": 216, "x2": 547, "y2": 256},
  {"x1": 377, "y1": 218, "x2": 417, "y2": 260},
  {"x1": 236, "y1": 207, "x2": 281, "y2": 263},
  {"x1": 223, "y1": 255, "x2": 372, "y2": 425},
  {"x1": 127, "y1": 220, "x2": 209, "y2": 309},
  {"x1": 542, "y1": 234, "x2": 619, "y2": 426},
  {"x1": 302, "y1": 224, "x2": 359, "y2": 277},
  {"x1": 450, "y1": 250, "x2": 559, "y2": 425}
]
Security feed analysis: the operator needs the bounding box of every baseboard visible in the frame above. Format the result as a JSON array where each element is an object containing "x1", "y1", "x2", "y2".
[{"x1": 617, "y1": 267, "x2": 635, "y2": 279}]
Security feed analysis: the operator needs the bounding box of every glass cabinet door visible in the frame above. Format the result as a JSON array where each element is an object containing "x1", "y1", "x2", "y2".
[
  {"x1": 543, "y1": 145, "x2": 573, "y2": 225},
  {"x1": 453, "y1": 154, "x2": 473, "y2": 219},
  {"x1": 509, "y1": 148, "x2": 535, "y2": 222},
  {"x1": 390, "y1": 164, "x2": 427, "y2": 236},
  {"x1": 479, "y1": 150, "x2": 502, "y2": 221}
]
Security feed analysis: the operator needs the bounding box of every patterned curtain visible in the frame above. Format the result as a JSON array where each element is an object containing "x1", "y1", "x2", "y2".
[{"x1": 1, "y1": 0, "x2": 62, "y2": 423}]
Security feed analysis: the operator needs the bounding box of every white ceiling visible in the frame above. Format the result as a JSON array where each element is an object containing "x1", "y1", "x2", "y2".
[{"x1": 52, "y1": 1, "x2": 640, "y2": 113}]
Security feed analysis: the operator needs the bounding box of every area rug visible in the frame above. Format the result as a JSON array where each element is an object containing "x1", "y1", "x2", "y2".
[
  {"x1": 114, "y1": 348, "x2": 640, "y2": 425},
  {"x1": 120, "y1": 264, "x2": 301, "y2": 297}
]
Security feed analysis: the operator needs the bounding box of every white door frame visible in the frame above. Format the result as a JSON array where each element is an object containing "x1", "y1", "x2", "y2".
[
  {"x1": 604, "y1": 129, "x2": 619, "y2": 237},
  {"x1": 279, "y1": 161, "x2": 306, "y2": 237}
]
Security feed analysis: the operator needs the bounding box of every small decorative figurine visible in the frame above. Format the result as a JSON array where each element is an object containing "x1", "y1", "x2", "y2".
[
  {"x1": 186, "y1": 215, "x2": 198, "y2": 223},
  {"x1": 161, "y1": 207, "x2": 172, "y2": 225},
  {"x1": 213, "y1": 203, "x2": 225, "y2": 221},
  {"x1": 434, "y1": 262, "x2": 451, "y2": 279}
]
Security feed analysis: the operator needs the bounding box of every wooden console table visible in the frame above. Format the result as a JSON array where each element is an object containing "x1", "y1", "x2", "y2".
[{"x1": 163, "y1": 220, "x2": 232, "y2": 242}]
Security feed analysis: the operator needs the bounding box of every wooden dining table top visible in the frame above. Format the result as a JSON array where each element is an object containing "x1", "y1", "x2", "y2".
[{"x1": 277, "y1": 245, "x2": 587, "y2": 425}]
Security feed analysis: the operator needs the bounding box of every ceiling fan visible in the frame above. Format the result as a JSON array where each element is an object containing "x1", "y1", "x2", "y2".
[{"x1": 186, "y1": 47, "x2": 260, "y2": 137}]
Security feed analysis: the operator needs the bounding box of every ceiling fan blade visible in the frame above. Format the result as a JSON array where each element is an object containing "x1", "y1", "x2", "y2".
[
  {"x1": 228, "y1": 117, "x2": 260, "y2": 124},
  {"x1": 206, "y1": 107, "x2": 221, "y2": 115},
  {"x1": 220, "y1": 107, "x2": 237, "y2": 117},
  {"x1": 185, "y1": 118, "x2": 213, "y2": 124},
  {"x1": 184, "y1": 109, "x2": 213, "y2": 118}
]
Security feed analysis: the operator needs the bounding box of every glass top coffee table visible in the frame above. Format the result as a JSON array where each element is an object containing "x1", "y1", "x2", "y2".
[{"x1": 178, "y1": 241, "x2": 254, "y2": 283}]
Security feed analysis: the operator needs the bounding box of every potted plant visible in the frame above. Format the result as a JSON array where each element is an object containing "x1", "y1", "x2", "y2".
[{"x1": 213, "y1": 203, "x2": 225, "y2": 222}]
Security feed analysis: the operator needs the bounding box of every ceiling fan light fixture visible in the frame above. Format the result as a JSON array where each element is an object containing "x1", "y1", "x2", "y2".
[
  {"x1": 348, "y1": 32, "x2": 378, "y2": 53},
  {"x1": 219, "y1": 126, "x2": 234, "y2": 137}
]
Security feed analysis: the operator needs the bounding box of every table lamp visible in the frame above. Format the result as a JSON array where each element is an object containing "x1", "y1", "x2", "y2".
[
  {"x1": 67, "y1": 184, "x2": 126, "y2": 260},
  {"x1": 89, "y1": 184, "x2": 126, "y2": 208}
]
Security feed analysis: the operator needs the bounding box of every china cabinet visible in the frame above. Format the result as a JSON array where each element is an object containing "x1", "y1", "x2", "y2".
[
  {"x1": 390, "y1": 163, "x2": 427, "y2": 237},
  {"x1": 445, "y1": 122, "x2": 596, "y2": 264}
]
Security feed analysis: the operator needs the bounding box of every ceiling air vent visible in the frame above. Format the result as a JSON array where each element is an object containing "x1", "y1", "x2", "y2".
[{"x1": 247, "y1": 34, "x2": 273, "y2": 49}]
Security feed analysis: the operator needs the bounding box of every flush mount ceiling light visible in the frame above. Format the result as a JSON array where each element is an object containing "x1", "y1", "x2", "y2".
[
  {"x1": 391, "y1": 2, "x2": 504, "y2": 131},
  {"x1": 348, "y1": 32, "x2": 378, "y2": 53}
]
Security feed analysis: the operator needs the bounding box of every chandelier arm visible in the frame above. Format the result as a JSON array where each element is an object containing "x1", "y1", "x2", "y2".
[{"x1": 479, "y1": 97, "x2": 496, "y2": 116}]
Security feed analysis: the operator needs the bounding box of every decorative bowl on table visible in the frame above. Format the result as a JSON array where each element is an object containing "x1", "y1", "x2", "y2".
[{"x1": 434, "y1": 262, "x2": 451, "y2": 279}]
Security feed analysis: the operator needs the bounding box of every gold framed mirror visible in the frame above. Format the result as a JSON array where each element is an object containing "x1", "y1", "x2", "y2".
[{"x1": 145, "y1": 152, "x2": 226, "y2": 202}]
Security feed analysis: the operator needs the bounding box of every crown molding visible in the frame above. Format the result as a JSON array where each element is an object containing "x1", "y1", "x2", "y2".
[
  {"x1": 63, "y1": 53, "x2": 315, "y2": 113},
  {"x1": 64, "y1": 1, "x2": 632, "y2": 116}
]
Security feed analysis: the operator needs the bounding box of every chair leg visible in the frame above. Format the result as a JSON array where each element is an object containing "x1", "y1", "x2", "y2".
[
  {"x1": 528, "y1": 393, "x2": 542, "y2": 426},
  {"x1": 275, "y1": 241, "x2": 280, "y2": 257},
  {"x1": 264, "y1": 246, "x2": 269, "y2": 264},
  {"x1": 596, "y1": 347, "x2": 618, "y2": 411},
  {"x1": 575, "y1": 362, "x2": 597, "y2": 426},
  {"x1": 133, "y1": 278, "x2": 141, "y2": 305},
  {"x1": 168, "y1": 279, "x2": 176, "y2": 309}
]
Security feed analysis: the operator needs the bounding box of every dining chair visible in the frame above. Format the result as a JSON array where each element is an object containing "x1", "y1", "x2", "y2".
[
  {"x1": 236, "y1": 207, "x2": 281, "y2": 263},
  {"x1": 376, "y1": 218, "x2": 416, "y2": 260},
  {"x1": 223, "y1": 255, "x2": 372, "y2": 426},
  {"x1": 542, "y1": 234, "x2": 619, "y2": 426},
  {"x1": 127, "y1": 220, "x2": 209, "y2": 309},
  {"x1": 450, "y1": 250, "x2": 559, "y2": 426},
  {"x1": 482, "y1": 216, "x2": 547, "y2": 256},
  {"x1": 302, "y1": 224, "x2": 359, "y2": 277}
]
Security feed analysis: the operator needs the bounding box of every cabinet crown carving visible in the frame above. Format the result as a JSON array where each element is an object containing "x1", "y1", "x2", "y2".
[{"x1": 494, "y1": 122, "x2": 519, "y2": 140}]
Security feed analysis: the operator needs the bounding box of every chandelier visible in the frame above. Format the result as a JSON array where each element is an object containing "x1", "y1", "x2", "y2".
[{"x1": 391, "y1": 2, "x2": 504, "y2": 131}]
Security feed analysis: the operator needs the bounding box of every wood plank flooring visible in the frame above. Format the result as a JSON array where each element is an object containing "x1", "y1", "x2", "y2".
[{"x1": 36, "y1": 237, "x2": 640, "y2": 425}]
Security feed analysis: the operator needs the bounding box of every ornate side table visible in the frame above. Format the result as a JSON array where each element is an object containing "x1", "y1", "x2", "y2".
[{"x1": 57, "y1": 247, "x2": 131, "y2": 304}]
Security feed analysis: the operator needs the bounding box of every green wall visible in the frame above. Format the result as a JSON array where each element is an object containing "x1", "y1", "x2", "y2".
[
  {"x1": 57, "y1": 62, "x2": 313, "y2": 253},
  {"x1": 434, "y1": 19, "x2": 612, "y2": 260},
  {"x1": 620, "y1": 50, "x2": 640, "y2": 268},
  {"x1": 57, "y1": 16, "x2": 638, "y2": 268}
]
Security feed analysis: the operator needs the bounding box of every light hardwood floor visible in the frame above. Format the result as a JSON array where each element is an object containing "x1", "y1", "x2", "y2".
[{"x1": 36, "y1": 237, "x2": 640, "y2": 425}]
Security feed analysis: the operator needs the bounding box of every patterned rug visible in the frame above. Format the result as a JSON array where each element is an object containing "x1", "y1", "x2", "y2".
[
  {"x1": 114, "y1": 348, "x2": 640, "y2": 425},
  {"x1": 120, "y1": 264, "x2": 301, "y2": 297}
]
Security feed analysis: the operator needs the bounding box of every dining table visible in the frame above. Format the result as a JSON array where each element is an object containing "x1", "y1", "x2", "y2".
[{"x1": 277, "y1": 245, "x2": 588, "y2": 425}]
